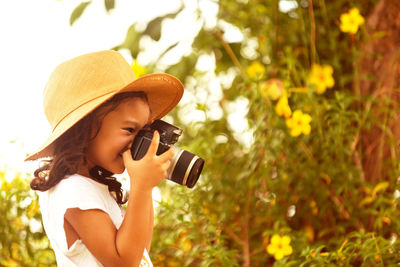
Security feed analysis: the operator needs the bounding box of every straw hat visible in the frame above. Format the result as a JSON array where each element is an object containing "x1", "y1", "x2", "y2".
[{"x1": 25, "y1": 50, "x2": 183, "y2": 161}]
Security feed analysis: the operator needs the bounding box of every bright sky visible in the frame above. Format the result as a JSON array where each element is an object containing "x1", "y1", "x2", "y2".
[
  {"x1": 0, "y1": 0, "x2": 207, "y2": 175},
  {"x1": 0, "y1": 0, "x2": 266, "y2": 180}
]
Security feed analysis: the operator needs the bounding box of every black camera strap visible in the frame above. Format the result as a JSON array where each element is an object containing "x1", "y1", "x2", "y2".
[
  {"x1": 89, "y1": 165, "x2": 115, "y2": 184},
  {"x1": 88, "y1": 165, "x2": 127, "y2": 205}
]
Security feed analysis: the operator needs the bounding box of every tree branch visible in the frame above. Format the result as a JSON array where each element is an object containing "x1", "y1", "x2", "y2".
[{"x1": 215, "y1": 29, "x2": 246, "y2": 78}]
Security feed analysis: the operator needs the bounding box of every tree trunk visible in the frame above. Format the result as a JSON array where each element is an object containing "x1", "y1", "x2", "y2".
[{"x1": 359, "y1": 0, "x2": 400, "y2": 181}]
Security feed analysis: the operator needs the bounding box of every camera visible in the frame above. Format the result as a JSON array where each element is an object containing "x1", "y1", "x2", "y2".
[{"x1": 130, "y1": 120, "x2": 204, "y2": 188}]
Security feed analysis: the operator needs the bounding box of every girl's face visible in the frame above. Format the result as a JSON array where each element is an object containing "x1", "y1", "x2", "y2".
[{"x1": 85, "y1": 97, "x2": 151, "y2": 174}]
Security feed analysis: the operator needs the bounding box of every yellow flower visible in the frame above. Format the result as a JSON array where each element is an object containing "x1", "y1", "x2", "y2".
[
  {"x1": 167, "y1": 260, "x2": 180, "y2": 267},
  {"x1": 182, "y1": 240, "x2": 192, "y2": 252},
  {"x1": 375, "y1": 253, "x2": 381, "y2": 263},
  {"x1": 259, "y1": 79, "x2": 284, "y2": 100},
  {"x1": 11, "y1": 242, "x2": 22, "y2": 261},
  {"x1": 311, "y1": 251, "x2": 329, "y2": 258},
  {"x1": 247, "y1": 61, "x2": 265, "y2": 79},
  {"x1": 266, "y1": 234, "x2": 293, "y2": 260},
  {"x1": 131, "y1": 59, "x2": 147, "y2": 78},
  {"x1": 304, "y1": 225, "x2": 315, "y2": 242},
  {"x1": 1, "y1": 181, "x2": 9, "y2": 191},
  {"x1": 286, "y1": 110, "x2": 312, "y2": 137},
  {"x1": 310, "y1": 200, "x2": 318, "y2": 215},
  {"x1": 289, "y1": 87, "x2": 309, "y2": 93},
  {"x1": 13, "y1": 217, "x2": 24, "y2": 231},
  {"x1": 340, "y1": 8, "x2": 365, "y2": 34},
  {"x1": 307, "y1": 64, "x2": 334, "y2": 94},
  {"x1": 27, "y1": 200, "x2": 40, "y2": 218},
  {"x1": 275, "y1": 95, "x2": 292, "y2": 118}
]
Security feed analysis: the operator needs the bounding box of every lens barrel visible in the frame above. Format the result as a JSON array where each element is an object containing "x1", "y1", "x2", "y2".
[{"x1": 167, "y1": 147, "x2": 204, "y2": 188}]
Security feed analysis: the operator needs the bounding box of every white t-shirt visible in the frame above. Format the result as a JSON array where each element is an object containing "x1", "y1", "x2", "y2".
[{"x1": 38, "y1": 174, "x2": 153, "y2": 267}]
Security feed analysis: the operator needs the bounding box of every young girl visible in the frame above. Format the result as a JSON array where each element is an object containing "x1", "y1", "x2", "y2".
[{"x1": 25, "y1": 50, "x2": 184, "y2": 266}]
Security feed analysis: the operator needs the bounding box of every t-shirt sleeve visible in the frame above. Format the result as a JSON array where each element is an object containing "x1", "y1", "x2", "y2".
[
  {"x1": 50, "y1": 176, "x2": 111, "y2": 252},
  {"x1": 54, "y1": 176, "x2": 109, "y2": 214}
]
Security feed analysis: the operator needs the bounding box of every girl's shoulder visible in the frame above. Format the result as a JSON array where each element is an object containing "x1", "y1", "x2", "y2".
[
  {"x1": 44, "y1": 174, "x2": 117, "y2": 216},
  {"x1": 56, "y1": 174, "x2": 108, "y2": 190},
  {"x1": 50, "y1": 174, "x2": 109, "y2": 199}
]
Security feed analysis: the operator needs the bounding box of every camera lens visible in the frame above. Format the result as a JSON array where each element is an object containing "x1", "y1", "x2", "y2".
[
  {"x1": 185, "y1": 158, "x2": 204, "y2": 188},
  {"x1": 167, "y1": 147, "x2": 204, "y2": 188}
]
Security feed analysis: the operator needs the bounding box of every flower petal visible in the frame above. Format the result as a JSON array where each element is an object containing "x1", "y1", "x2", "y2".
[
  {"x1": 283, "y1": 245, "x2": 293, "y2": 256},
  {"x1": 267, "y1": 244, "x2": 277, "y2": 254},
  {"x1": 322, "y1": 65, "x2": 333, "y2": 75},
  {"x1": 290, "y1": 128, "x2": 301, "y2": 137},
  {"x1": 286, "y1": 118, "x2": 294, "y2": 128},
  {"x1": 325, "y1": 76, "x2": 335, "y2": 88},
  {"x1": 316, "y1": 85, "x2": 327, "y2": 94},
  {"x1": 301, "y1": 114, "x2": 312, "y2": 124},
  {"x1": 274, "y1": 251, "x2": 284, "y2": 260},
  {"x1": 283, "y1": 106, "x2": 292, "y2": 118},
  {"x1": 302, "y1": 124, "x2": 311, "y2": 135},
  {"x1": 270, "y1": 234, "x2": 281, "y2": 244},
  {"x1": 282, "y1": 236, "x2": 291, "y2": 245},
  {"x1": 349, "y1": 8, "x2": 360, "y2": 17},
  {"x1": 292, "y1": 110, "x2": 302, "y2": 119}
]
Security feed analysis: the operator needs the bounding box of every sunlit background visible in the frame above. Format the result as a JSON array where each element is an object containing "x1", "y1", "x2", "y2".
[
  {"x1": 0, "y1": 0, "x2": 209, "y2": 177},
  {"x1": 0, "y1": 0, "x2": 299, "y2": 182},
  {"x1": 0, "y1": 0, "x2": 252, "y2": 213}
]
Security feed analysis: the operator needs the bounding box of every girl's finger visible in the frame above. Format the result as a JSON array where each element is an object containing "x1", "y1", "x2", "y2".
[
  {"x1": 158, "y1": 146, "x2": 175, "y2": 162},
  {"x1": 122, "y1": 149, "x2": 134, "y2": 164},
  {"x1": 163, "y1": 160, "x2": 172, "y2": 170},
  {"x1": 146, "y1": 130, "x2": 160, "y2": 157}
]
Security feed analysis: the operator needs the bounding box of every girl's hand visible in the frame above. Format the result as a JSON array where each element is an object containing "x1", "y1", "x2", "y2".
[{"x1": 122, "y1": 131, "x2": 174, "y2": 193}]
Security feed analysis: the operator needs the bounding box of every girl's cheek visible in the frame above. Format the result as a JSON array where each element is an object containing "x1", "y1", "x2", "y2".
[{"x1": 118, "y1": 134, "x2": 136, "y2": 151}]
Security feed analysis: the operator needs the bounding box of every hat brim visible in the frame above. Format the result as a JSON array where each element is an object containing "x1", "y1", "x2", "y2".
[{"x1": 25, "y1": 73, "x2": 183, "y2": 161}]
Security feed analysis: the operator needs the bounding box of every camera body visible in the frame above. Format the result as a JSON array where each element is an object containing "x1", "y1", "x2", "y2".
[
  {"x1": 130, "y1": 120, "x2": 181, "y2": 159},
  {"x1": 130, "y1": 120, "x2": 204, "y2": 188}
]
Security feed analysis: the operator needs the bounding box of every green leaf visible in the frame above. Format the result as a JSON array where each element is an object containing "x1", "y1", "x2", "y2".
[
  {"x1": 372, "y1": 181, "x2": 389, "y2": 197},
  {"x1": 359, "y1": 196, "x2": 375, "y2": 206},
  {"x1": 112, "y1": 24, "x2": 140, "y2": 58},
  {"x1": 143, "y1": 6, "x2": 183, "y2": 41},
  {"x1": 157, "y1": 42, "x2": 179, "y2": 60},
  {"x1": 104, "y1": 0, "x2": 115, "y2": 12},
  {"x1": 165, "y1": 54, "x2": 198, "y2": 81},
  {"x1": 143, "y1": 16, "x2": 163, "y2": 41},
  {"x1": 70, "y1": 1, "x2": 92, "y2": 26}
]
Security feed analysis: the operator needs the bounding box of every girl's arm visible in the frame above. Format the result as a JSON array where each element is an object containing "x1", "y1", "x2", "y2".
[
  {"x1": 65, "y1": 190, "x2": 152, "y2": 266},
  {"x1": 65, "y1": 131, "x2": 173, "y2": 267},
  {"x1": 147, "y1": 199, "x2": 154, "y2": 252}
]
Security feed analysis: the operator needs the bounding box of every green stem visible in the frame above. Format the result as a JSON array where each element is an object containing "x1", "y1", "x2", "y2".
[{"x1": 308, "y1": 0, "x2": 317, "y2": 64}]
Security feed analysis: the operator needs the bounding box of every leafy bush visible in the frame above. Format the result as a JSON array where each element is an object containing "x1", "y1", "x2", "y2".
[
  {"x1": 141, "y1": 0, "x2": 400, "y2": 265},
  {"x1": 0, "y1": 170, "x2": 55, "y2": 266}
]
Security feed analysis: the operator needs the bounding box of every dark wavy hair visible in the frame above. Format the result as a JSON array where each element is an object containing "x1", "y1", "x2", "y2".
[{"x1": 30, "y1": 91, "x2": 149, "y2": 205}]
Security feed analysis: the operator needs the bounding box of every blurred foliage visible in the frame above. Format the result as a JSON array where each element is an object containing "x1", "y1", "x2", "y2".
[
  {"x1": 148, "y1": 0, "x2": 400, "y2": 266},
  {"x1": 5, "y1": 0, "x2": 400, "y2": 266},
  {"x1": 0, "y1": 171, "x2": 55, "y2": 266}
]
